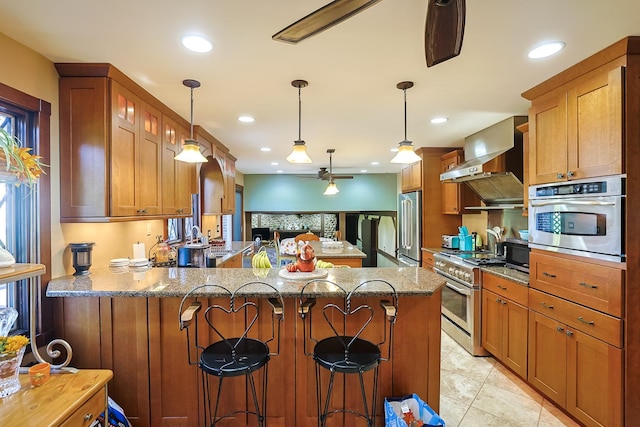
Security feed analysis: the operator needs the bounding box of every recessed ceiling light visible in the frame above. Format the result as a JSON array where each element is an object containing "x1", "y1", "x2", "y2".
[
  {"x1": 528, "y1": 41, "x2": 565, "y2": 59},
  {"x1": 371, "y1": 161, "x2": 379, "y2": 166},
  {"x1": 260, "y1": 147, "x2": 271, "y2": 152},
  {"x1": 276, "y1": 170, "x2": 284, "y2": 173},
  {"x1": 271, "y1": 162, "x2": 279, "y2": 166},
  {"x1": 238, "y1": 115, "x2": 255, "y2": 123},
  {"x1": 431, "y1": 117, "x2": 448, "y2": 124},
  {"x1": 360, "y1": 169, "x2": 368, "y2": 173},
  {"x1": 181, "y1": 35, "x2": 213, "y2": 53}
]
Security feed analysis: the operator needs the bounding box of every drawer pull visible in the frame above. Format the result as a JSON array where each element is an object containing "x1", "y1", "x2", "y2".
[
  {"x1": 540, "y1": 302, "x2": 554, "y2": 309},
  {"x1": 577, "y1": 316, "x2": 595, "y2": 325},
  {"x1": 497, "y1": 285, "x2": 507, "y2": 290},
  {"x1": 579, "y1": 282, "x2": 598, "y2": 289},
  {"x1": 556, "y1": 326, "x2": 564, "y2": 332},
  {"x1": 83, "y1": 413, "x2": 94, "y2": 421},
  {"x1": 566, "y1": 330, "x2": 574, "y2": 337},
  {"x1": 542, "y1": 271, "x2": 557, "y2": 278},
  {"x1": 495, "y1": 298, "x2": 502, "y2": 303}
]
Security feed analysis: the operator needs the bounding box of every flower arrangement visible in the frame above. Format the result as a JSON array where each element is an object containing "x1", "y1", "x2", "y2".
[
  {"x1": 0, "y1": 127, "x2": 47, "y2": 188},
  {"x1": 0, "y1": 335, "x2": 29, "y2": 360}
]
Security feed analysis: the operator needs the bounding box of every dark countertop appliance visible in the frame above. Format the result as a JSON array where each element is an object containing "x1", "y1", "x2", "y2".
[{"x1": 502, "y1": 238, "x2": 530, "y2": 273}]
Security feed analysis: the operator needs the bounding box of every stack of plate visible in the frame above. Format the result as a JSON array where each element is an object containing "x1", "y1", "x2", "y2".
[
  {"x1": 129, "y1": 258, "x2": 150, "y2": 268},
  {"x1": 321, "y1": 241, "x2": 344, "y2": 252},
  {"x1": 109, "y1": 258, "x2": 129, "y2": 268}
]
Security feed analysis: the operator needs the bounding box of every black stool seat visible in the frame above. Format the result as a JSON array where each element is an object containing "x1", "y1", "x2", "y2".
[
  {"x1": 314, "y1": 336, "x2": 381, "y2": 373},
  {"x1": 200, "y1": 338, "x2": 270, "y2": 377}
]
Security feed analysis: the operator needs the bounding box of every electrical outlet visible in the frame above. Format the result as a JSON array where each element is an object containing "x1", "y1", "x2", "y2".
[{"x1": 146, "y1": 223, "x2": 151, "y2": 236}]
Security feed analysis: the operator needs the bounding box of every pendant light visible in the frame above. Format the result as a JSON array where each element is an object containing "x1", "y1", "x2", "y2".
[
  {"x1": 286, "y1": 80, "x2": 312, "y2": 163},
  {"x1": 175, "y1": 79, "x2": 208, "y2": 163},
  {"x1": 390, "y1": 81, "x2": 422, "y2": 164}
]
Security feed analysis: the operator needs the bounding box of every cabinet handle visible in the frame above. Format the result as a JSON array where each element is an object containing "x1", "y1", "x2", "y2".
[
  {"x1": 83, "y1": 413, "x2": 94, "y2": 421},
  {"x1": 556, "y1": 172, "x2": 565, "y2": 179},
  {"x1": 495, "y1": 298, "x2": 502, "y2": 303},
  {"x1": 567, "y1": 170, "x2": 575, "y2": 178},
  {"x1": 501, "y1": 300, "x2": 507, "y2": 305},
  {"x1": 556, "y1": 326, "x2": 564, "y2": 332},
  {"x1": 579, "y1": 281, "x2": 598, "y2": 289},
  {"x1": 177, "y1": 208, "x2": 183, "y2": 213},
  {"x1": 540, "y1": 302, "x2": 554, "y2": 309},
  {"x1": 542, "y1": 271, "x2": 556, "y2": 278},
  {"x1": 497, "y1": 285, "x2": 507, "y2": 290},
  {"x1": 577, "y1": 316, "x2": 595, "y2": 325},
  {"x1": 566, "y1": 330, "x2": 574, "y2": 337}
]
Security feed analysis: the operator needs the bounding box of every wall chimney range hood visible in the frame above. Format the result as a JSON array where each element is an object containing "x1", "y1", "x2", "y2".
[{"x1": 440, "y1": 116, "x2": 527, "y2": 206}]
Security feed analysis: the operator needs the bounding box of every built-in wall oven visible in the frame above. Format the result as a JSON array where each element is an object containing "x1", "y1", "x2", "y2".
[
  {"x1": 528, "y1": 175, "x2": 625, "y2": 262},
  {"x1": 434, "y1": 252, "x2": 491, "y2": 356}
]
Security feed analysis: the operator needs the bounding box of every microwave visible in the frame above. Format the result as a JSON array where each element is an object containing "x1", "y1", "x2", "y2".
[
  {"x1": 528, "y1": 175, "x2": 625, "y2": 262},
  {"x1": 502, "y1": 238, "x2": 530, "y2": 273}
]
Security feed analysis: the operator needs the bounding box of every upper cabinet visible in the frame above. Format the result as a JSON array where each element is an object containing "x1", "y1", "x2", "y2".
[
  {"x1": 195, "y1": 126, "x2": 236, "y2": 215},
  {"x1": 401, "y1": 161, "x2": 422, "y2": 193},
  {"x1": 525, "y1": 66, "x2": 623, "y2": 185},
  {"x1": 440, "y1": 149, "x2": 480, "y2": 214},
  {"x1": 56, "y1": 63, "x2": 227, "y2": 222}
]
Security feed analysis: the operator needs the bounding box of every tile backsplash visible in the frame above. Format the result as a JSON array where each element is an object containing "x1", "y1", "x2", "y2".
[{"x1": 252, "y1": 213, "x2": 337, "y2": 238}]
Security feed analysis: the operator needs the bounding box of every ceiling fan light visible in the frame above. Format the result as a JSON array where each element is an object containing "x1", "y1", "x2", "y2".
[
  {"x1": 287, "y1": 140, "x2": 312, "y2": 163},
  {"x1": 391, "y1": 141, "x2": 421, "y2": 164},
  {"x1": 324, "y1": 181, "x2": 340, "y2": 195},
  {"x1": 174, "y1": 140, "x2": 208, "y2": 163}
]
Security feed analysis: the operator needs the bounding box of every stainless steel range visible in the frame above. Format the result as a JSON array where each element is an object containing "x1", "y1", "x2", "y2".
[{"x1": 434, "y1": 250, "x2": 504, "y2": 356}]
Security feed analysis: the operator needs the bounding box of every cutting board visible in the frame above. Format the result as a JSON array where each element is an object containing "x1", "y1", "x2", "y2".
[{"x1": 278, "y1": 268, "x2": 328, "y2": 280}]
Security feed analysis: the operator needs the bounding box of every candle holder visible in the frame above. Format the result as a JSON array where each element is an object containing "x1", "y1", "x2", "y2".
[{"x1": 70, "y1": 242, "x2": 95, "y2": 276}]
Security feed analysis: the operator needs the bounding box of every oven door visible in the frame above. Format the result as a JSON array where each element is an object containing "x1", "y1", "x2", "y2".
[
  {"x1": 528, "y1": 196, "x2": 624, "y2": 260},
  {"x1": 441, "y1": 279, "x2": 472, "y2": 333}
]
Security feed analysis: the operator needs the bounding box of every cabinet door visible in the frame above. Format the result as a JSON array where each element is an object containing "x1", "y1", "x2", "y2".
[
  {"x1": 529, "y1": 94, "x2": 568, "y2": 184},
  {"x1": 161, "y1": 115, "x2": 192, "y2": 216},
  {"x1": 481, "y1": 289, "x2": 503, "y2": 358},
  {"x1": 440, "y1": 150, "x2": 480, "y2": 214},
  {"x1": 139, "y1": 102, "x2": 162, "y2": 215},
  {"x1": 566, "y1": 67, "x2": 623, "y2": 180},
  {"x1": 566, "y1": 328, "x2": 622, "y2": 427},
  {"x1": 110, "y1": 81, "x2": 140, "y2": 217},
  {"x1": 222, "y1": 175, "x2": 236, "y2": 214},
  {"x1": 401, "y1": 162, "x2": 422, "y2": 192},
  {"x1": 503, "y1": 300, "x2": 528, "y2": 378},
  {"x1": 527, "y1": 310, "x2": 566, "y2": 406}
]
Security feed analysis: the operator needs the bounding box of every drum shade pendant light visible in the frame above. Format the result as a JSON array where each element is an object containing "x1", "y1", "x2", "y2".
[
  {"x1": 391, "y1": 81, "x2": 422, "y2": 164},
  {"x1": 175, "y1": 79, "x2": 208, "y2": 163},
  {"x1": 287, "y1": 80, "x2": 312, "y2": 163}
]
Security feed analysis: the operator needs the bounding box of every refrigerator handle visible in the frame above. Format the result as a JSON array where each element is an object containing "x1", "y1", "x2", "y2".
[{"x1": 401, "y1": 199, "x2": 412, "y2": 249}]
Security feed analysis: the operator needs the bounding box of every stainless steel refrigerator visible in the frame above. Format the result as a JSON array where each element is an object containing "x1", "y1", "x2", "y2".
[{"x1": 397, "y1": 191, "x2": 422, "y2": 266}]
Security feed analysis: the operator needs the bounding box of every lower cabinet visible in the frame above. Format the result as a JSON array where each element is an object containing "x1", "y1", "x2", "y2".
[
  {"x1": 528, "y1": 308, "x2": 623, "y2": 427},
  {"x1": 481, "y1": 272, "x2": 528, "y2": 378}
]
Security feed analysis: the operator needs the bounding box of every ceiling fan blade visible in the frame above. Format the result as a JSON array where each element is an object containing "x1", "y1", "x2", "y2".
[
  {"x1": 425, "y1": 0, "x2": 465, "y2": 67},
  {"x1": 332, "y1": 175, "x2": 354, "y2": 179},
  {"x1": 273, "y1": 0, "x2": 383, "y2": 44}
]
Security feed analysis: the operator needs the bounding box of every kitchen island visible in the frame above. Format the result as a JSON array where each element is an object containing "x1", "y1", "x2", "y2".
[
  {"x1": 306, "y1": 239, "x2": 367, "y2": 267},
  {"x1": 47, "y1": 267, "x2": 444, "y2": 427}
]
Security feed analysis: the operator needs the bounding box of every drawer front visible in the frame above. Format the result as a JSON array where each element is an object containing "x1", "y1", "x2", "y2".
[
  {"x1": 422, "y1": 251, "x2": 434, "y2": 268},
  {"x1": 61, "y1": 387, "x2": 106, "y2": 427},
  {"x1": 529, "y1": 288, "x2": 622, "y2": 347},
  {"x1": 529, "y1": 251, "x2": 623, "y2": 317},
  {"x1": 482, "y1": 272, "x2": 528, "y2": 306}
]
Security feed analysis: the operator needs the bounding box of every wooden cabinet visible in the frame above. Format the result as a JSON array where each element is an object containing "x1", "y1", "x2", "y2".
[
  {"x1": 481, "y1": 272, "x2": 528, "y2": 378},
  {"x1": 527, "y1": 66, "x2": 623, "y2": 185},
  {"x1": 527, "y1": 250, "x2": 624, "y2": 427},
  {"x1": 516, "y1": 122, "x2": 529, "y2": 215},
  {"x1": 422, "y1": 250, "x2": 434, "y2": 269},
  {"x1": 528, "y1": 308, "x2": 622, "y2": 427},
  {"x1": 440, "y1": 149, "x2": 480, "y2": 214},
  {"x1": 401, "y1": 161, "x2": 422, "y2": 193},
  {"x1": 161, "y1": 114, "x2": 196, "y2": 216},
  {"x1": 220, "y1": 251, "x2": 243, "y2": 268}
]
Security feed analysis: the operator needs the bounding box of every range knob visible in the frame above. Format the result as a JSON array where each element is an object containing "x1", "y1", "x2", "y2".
[
  {"x1": 464, "y1": 272, "x2": 471, "y2": 281},
  {"x1": 448, "y1": 267, "x2": 455, "y2": 274}
]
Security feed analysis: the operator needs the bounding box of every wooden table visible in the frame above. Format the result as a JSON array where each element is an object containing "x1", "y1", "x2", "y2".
[{"x1": 0, "y1": 369, "x2": 112, "y2": 426}]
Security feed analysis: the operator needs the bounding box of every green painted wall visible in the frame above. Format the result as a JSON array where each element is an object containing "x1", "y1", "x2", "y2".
[{"x1": 244, "y1": 174, "x2": 398, "y2": 212}]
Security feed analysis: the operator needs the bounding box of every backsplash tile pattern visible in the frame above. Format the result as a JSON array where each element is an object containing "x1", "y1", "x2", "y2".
[{"x1": 252, "y1": 213, "x2": 337, "y2": 238}]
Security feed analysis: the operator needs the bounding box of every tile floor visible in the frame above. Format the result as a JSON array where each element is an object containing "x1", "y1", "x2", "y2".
[{"x1": 439, "y1": 331, "x2": 580, "y2": 427}]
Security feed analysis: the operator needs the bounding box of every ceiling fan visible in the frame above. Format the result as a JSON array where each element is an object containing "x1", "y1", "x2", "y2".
[
  {"x1": 299, "y1": 149, "x2": 354, "y2": 180},
  {"x1": 272, "y1": 0, "x2": 465, "y2": 67}
]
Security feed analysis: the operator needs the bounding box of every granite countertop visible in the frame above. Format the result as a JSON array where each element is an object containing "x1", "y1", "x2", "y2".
[
  {"x1": 46, "y1": 267, "x2": 445, "y2": 298},
  {"x1": 480, "y1": 266, "x2": 529, "y2": 286},
  {"x1": 307, "y1": 240, "x2": 367, "y2": 259}
]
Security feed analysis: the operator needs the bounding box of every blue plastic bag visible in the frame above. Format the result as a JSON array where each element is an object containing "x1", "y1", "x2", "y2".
[
  {"x1": 384, "y1": 393, "x2": 446, "y2": 427},
  {"x1": 90, "y1": 397, "x2": 132, "y2": 427}
]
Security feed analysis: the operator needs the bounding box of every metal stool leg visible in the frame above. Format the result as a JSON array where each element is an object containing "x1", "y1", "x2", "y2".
[
  {"x1": 357, "y1": 369, "x2": 372, "y2": 426},
  {"x1": 212, "y1": 376, "x2": 224, "y2": 426}
]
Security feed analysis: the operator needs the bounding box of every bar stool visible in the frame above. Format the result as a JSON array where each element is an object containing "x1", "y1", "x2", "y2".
[
  {"x1": 298, "y1": 279, "x2": 398, "y2": 427},
  {"x1": 179, "y1": 282, "x2": 284, "y2": 427}
]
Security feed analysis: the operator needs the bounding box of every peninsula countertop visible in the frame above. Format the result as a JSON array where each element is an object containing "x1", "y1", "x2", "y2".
[
  {"x1": 306, "y1": 240, "x2": 367, "y2": 259},
  {"x1": 46, "y1": 266, "x2": 445, "y2": 298}
]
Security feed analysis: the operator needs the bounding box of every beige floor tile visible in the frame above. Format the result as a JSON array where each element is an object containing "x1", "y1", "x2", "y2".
[
  {"x1": 459, "y1": 406, "x2": 522, "y2": 427},
  {"x1": 471, "y1": 382, "x2": 541, "y2": 427},
  {"x1": 440, "y1": 370, "x2": 483, "y2": 405},
  {"x1": 441, "y1": 344, "x2": 495, "y2": 382},
  {"x1": 485, "y1": 363, "x2": 544, "y2": 402},
  {"x1": 439, "y1": 394, "x2": 468, "y2": 427},
  {"x1": 538, "y1": 399, "x2": 581, "y2": 427}
]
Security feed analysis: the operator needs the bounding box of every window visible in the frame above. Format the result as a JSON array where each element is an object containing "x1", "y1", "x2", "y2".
[{"x1": 0, "y1": 107, "x2": 40, "y2": 335}]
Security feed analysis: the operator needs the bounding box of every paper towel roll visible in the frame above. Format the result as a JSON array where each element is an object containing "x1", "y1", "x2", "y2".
[{"x1": 133, "y1": 243, "x2": 146, "y2": 260}]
